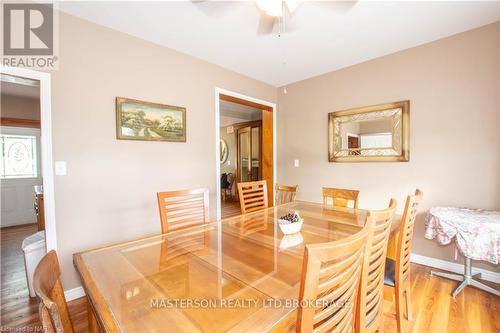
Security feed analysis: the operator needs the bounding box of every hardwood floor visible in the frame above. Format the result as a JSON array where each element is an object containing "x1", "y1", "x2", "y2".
[
  {"x1": 382, "y1": 264, "x2": 500, "y2": 333},
  {"x1": 221, "y1": 200, "x2": 241, "y2": 219},
  {"x1": 1, "y1": 224, "x2": 498, "y2": 332},
  {"x1": 0, "y1": 224, "x2": 87, "y2": 333}
]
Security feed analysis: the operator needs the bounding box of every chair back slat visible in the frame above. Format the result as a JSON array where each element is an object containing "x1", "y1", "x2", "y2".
[
  {"x1": 297, "y1": 220, "x2": 371, "y2": 333},
  {"x1": 33, "y1": 250, "x2": 75, "y2": 333},
  {"x1": 157, "y1": 188, "x2": 209, "y2": 234},
  {"x1": 275, "y1": 184, "x2": 298, "y2": 205},
  {"x1": 234, "y1": 210, "x2": 268, "y2": 237},
  {"x1": 322, "y1": 188, "x2": 360, "y2": 209},
  {"x1": 237, "y1": 180, "x2": 268, "y2": 214},
  {"x1": 159, "y1": 227, "x2": 210, "y2": 268},
  {"x1": 356, "y1": 199, "x2": 397, "y2": 333},
  {"x1": 397, "y1": 189, "x2": 423, "y2": 284}
]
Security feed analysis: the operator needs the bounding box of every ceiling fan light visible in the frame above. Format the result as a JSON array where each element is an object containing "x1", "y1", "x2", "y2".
[
  {"x1": 256, "y1": 0, "x2": 283, "y2": 17},
  {"x1": 285, "y1": 0, "x2": 302, "y2": 13}
]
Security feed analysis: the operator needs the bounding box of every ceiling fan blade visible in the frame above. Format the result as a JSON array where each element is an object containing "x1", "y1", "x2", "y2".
[
  {"x1": 313, "y1": 0, "x2": 358, "y2": 14},
  {"x1": 191, "y1": 0, "x2": 242, "y2": 18},
  {"x1": 281, "y1": 6, "x2": 297, "y2": 33},
  {"x1": 257, "y1": 15, "x2": 276, "y2": 35}
]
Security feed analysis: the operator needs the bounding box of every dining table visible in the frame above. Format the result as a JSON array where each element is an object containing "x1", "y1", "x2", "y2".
[{"x1": 74, "y1": 201, "x2": 401, "y2": 333}]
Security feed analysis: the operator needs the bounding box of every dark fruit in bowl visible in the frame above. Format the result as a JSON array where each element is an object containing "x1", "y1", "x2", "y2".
[{"x1": 279, "y1": 212, "x2": 301, "y2": 224}]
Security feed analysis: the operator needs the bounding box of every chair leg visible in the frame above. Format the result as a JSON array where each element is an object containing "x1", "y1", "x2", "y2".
[
  {"x1": 404, "y1": 288, "x2": 412, "y2": 321},
  {"x1": 395, "y1": 289, "x2": 405, "y2": 333}
]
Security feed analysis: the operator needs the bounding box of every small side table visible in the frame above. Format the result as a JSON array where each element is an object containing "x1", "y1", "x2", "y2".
[
  {"x1": 425, "y1": 206, "x2": 500, "y2": 298},
  {"x1": 430, "y1": 257, "x2": 499, "y2": 298}
]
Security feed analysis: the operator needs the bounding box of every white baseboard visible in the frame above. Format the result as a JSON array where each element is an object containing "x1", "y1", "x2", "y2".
[
  {"x1": 410, "y1": 253, "x2": 500, "y2": 284},
  {"x1": 64, "y1": 286, "x2": 85, "y2": 301}
]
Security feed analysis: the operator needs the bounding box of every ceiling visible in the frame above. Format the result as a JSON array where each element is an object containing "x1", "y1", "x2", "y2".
[
  {"x1": 59, "y1": 1, "x2": 500, "y2": 87},
  {"x1": 220, "y1": 100, "x2": 262, "y2": 120}
]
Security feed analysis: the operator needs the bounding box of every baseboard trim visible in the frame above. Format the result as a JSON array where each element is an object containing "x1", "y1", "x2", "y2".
[
  {"x1": 64, "y1": 286, "x2": 85, "y2": 301},
  {"x1": 410, "y1": 253, "x2": 500, "y2": 284}
]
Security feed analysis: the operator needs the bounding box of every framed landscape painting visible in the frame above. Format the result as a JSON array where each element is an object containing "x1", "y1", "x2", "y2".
[{"x1": 116, "y1": 97, "x2": 186, "y2": 142}]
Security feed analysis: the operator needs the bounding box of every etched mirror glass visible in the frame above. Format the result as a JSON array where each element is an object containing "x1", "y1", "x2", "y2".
[{"x1": 328, "y1": 101, "x2": 409, "y2": 162}]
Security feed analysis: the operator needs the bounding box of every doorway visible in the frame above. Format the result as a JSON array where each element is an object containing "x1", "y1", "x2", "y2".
[
  {"x1": 0, "y1": 67, "x2": 56, "y2": 327},
  {"x1": 236, "y1": 121, "x2": 262, "y2": 183},
  {"x1": 215, "y1": 88, "x2": 276, "y2": 220}
]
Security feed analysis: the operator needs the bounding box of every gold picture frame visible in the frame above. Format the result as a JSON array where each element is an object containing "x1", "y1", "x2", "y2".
[
  {"x1": 116, "y1": 97, "x2": 186, "y2": 142},
  {"x1": 328, "y1": 101, "x2": 410, "y2": 162}
]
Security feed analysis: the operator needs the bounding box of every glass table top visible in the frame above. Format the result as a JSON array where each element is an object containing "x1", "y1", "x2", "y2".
[{"x1": 77, "y1": 201, "x2": 371, "y2": 332}]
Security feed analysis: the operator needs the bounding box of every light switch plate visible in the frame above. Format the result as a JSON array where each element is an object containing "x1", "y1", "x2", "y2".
[
  {"x1": 294, "y1": 159, "x2": 300, "y2": 167},
  {"x1": 55, "y1": 161, "x2": 67, "y2": 175}
]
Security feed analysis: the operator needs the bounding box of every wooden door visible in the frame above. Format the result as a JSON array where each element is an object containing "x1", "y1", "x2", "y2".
[
  {"x1": 236, "y1": 125, "x2": 261, "y2": 185},
  {"x1": 237, "y1": 127, "x2": 252, "y2": 183},
  {"x1": 262, "y1": 110, "x2": 273, "y2": 205},
  {"x1": 347, "y1": 135, "x2": 360, "y2": 156}
]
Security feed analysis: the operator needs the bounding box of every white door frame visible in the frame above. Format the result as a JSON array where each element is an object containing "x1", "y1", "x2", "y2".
[
  {"x1": 1, "y1": 65, "x2": 57, "y2": 251},
  {"x1": 214, "y1": 87, "x2": 277, "y2": 220}
]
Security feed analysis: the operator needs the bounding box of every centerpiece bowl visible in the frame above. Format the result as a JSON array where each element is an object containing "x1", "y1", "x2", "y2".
[{"x1": 278, "y1": 212, "x2": 304, "y2": 235}]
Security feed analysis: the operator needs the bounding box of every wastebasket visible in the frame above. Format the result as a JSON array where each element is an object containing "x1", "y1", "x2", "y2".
[{"x1": 22, "y1": 231, "x2": 46, "y2": 297}]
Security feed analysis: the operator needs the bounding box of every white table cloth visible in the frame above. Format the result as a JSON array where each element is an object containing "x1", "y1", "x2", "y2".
[{"x1": 425, "y1": 207, "x2": 500, "y2": 265}]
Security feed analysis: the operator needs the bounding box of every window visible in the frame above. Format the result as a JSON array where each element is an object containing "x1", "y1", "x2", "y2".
[
  {"x1": 0, "y1": 134, "x2": 38, "y2": 179},
  {"x1": 360, "y1": 133, "x2": 393, "y2": 149}
]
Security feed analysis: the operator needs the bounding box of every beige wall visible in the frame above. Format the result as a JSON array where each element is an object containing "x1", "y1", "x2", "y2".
[
  {"x1": 277, "y1": 22, "x2": 500, "y2": 272},
  {"x1": 52, "y1": 12, "x2": 276, "y2": 289},
  {"x1": 52, "y1": 13, "x2": 499, "y2": 290},
  {"x1": 0, "y1": 94, "x2": 40, "y2": 120}
]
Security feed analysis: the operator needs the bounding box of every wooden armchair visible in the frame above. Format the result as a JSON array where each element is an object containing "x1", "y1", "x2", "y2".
[
  {"x1": 384, "y1": 189, "x2": 423, "y2": 333},
  {"x1": 33, "y1": 250, "x2": 75, "y2": 333},
  {"x1": 297, "y1": 218, "x2": 371, "y2": 332},
  {"x1": 322, "y1": 187, "x2": 360, "y2": 209},
  {"x1": 237, "y1": 180, "x2": 268, "y2": 214},
  {"x1": 275, "y1": 184, "x2": 298, "y2": 205},
  {"x1": 157, "y1": 188, "x2": 210, "y2": 234},
  {"x1": 356, "y1": 199, "x2": 397, "y2": 333},
  {"x1": 221, "y1": 173, "x2": 235, "y2": 202}
]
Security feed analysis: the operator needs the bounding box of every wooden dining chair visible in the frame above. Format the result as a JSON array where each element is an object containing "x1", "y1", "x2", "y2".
[
  {"x1": 356, "y1": 199, "x2": 397, "y2": 333},
  {"x1": 297, "y1": 219, "x2": 371, "y2": 333},
  {"x1": 322, "y1": 187, "x2": 360, "y2": 209},
  {"x1": 275, "y1": 184, "x2": 298, "y2": 205},
  {"x1": 384, "y1": 189, "x2": 423, "y2": 333},
  {"x1": 33, "y1": 250, "x2": 75, "y2": 333},
  {"x1": 157, "y1": 188, "x2": 210, "y2": 234},
  {"x1": 237, "y1": 180, "x2": 268, "y2": 214}
]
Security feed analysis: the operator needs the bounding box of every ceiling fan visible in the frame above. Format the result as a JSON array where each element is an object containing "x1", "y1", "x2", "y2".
[
  {"x1": 255, "y1": 0, "x2": 303, "y2": 35},
  {"x1": 192, "y1": 1, "x2": 356, "y2": 36},
  {"x1": 192, "y1": 0, "x2": 304, "y2": 36}
]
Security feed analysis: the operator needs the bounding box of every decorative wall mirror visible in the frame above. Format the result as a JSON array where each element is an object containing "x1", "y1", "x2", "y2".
[
  {"x1": 328, "y1": 101, "x2": 409, "y2": 162},
  {"x1": 220, "y1": 139, "x2": 229, "y2": 164}
]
